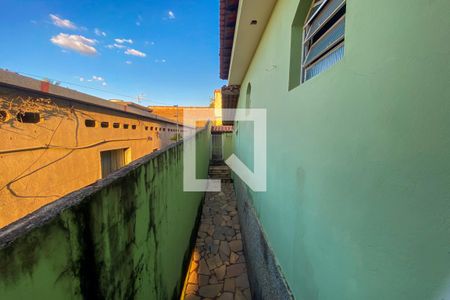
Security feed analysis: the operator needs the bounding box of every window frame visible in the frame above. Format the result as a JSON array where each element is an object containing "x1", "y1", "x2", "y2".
[{"x1": 301, "y1": 0, "x2": 346, "y2": 82}]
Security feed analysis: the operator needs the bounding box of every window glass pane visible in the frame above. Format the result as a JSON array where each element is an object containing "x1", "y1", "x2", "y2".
[
  {"x1": 305, "y1": 17, "x2": 345, "y2": 65},
  {"x1": 305, "y1": 44, "x2": 344, "y2": 80},
  {"x1": 306, "y1": 0, "x2": 345, "y2": 40},
  {"x1": 310, "y1": 0, "x2": 326, "y2": 17}
]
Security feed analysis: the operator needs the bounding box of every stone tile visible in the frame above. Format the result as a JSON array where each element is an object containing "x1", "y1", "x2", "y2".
[
  {"x1": 210, "y1": 244, "x2": 219, "y2": 255},
  {"x1": 199, "y1": 223, "x2": 210, "y2": 233},
  {"x1": 223, "y1": 278, "x2": 235, "y2": 292},
  {"x1": 185, "y1": 283, "x2": 198, "y2": 295},
  {"x1": 229, "y1": 240, "x2": 243, "y2": 252},
  {"x1": 198, "y1": 274, "x2": 209, "y2": 287},
  {"x1": 189, "y1": 260, "x2": 198, "y2": 273},
  {"x1": 188, "y1": 271, "x2": 198, "y2": 284},
  {"x1": 235, "y1": 288, "x2": 246, "y2": 300},
  {"x1": 183, "y1": 175, "x2": 252, "y2": 300},
  {"x1": 219, "y1": 241, "x2": 230, "y2": 257},
  {"x1": 230, "y1": 252, "x2": 239, "y2": 264},
  {"x1": 193, "y1": 251, "x2": 200, "y2": 261},
  {"x1": 205, "y1": 236, "x2": 213, "y2": 247},
  {"x1": 214, "y1": 264, "x2": 226, "y2": 281},
  {"x1": 206, "y1": 255, "x2": 222, "y2": 270},
  {"x1": 214, "y1": 214, "x2": 223, "y2": 226},
  {"x1": 219, "y1": 251, "x2": 229, "y2": 263},
  {"x1": 225, "y1": 263, "x2": 246, "y2": 278},
  {"x1": 185, "y1": 294, "x2": 201, "y2": 300},
  {"x1": 217, "y1": 292, "x2": 234, "y2": 300},
  {"x1": 235, "y1": 273, "x2": 249, "y2": 289},
  {"x1": 198, "y1": 259, "x2": 210, "y2": 275},
  {"x1": 237, "y1": 255, "x2": 246, "y2": 263},
  {"x1": 198, "y1": 284, "x2": 222, "y2": 298},
  {"x1": 209, "y1": 275, "x2": 218, "y2": 284}
]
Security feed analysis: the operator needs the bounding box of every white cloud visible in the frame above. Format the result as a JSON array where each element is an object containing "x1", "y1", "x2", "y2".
[
  {"x1": 50, "y1": 33, "x2": 97, "y2": 55},
  {"x1": 168, "y1": 11, "x2": 175, "y2": 19},
  {"x1": 106, "y1": 43, "x2": 126, "y2": 49},
  {"x1": 94, "y1": 28, "x2": 106, "y2": 37},
  {"x1": 92, "y1": 75, "x2": 104, "y2": 81},
  {"x1": 125, "y1": 48, "x2": 146, "y2": 57},
  {"x1": 155, "y1": 59, "x2": 167, "y2": 63},
  {"x1": 115, "y1": 38, "x2": 133, "y2": 44},
  {"x1": 49, "y1": 14, "x2": 77, "y2": 30},
  {"x1": 125, "y1": 61, "x2": 133, "y2": 65},
  {"x1": 78, "y1": 75, "x2": 107, "y2": 85},
  {"x1": 136, "y1": 15, "x2": 143, "y2": 26}
]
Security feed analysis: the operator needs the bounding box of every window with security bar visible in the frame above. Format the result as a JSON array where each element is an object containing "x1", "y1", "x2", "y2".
[{"x1": 302, "y1": 0, "x2": 346, "y2": 82}]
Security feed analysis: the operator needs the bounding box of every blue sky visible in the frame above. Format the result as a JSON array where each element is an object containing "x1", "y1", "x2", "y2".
[{"x1": 0, "y1": 0, "x2": 225, "y2": 106}]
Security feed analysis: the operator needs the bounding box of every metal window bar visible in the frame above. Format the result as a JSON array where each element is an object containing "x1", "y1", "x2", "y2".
[
  {"x1": 305, "y1": 0, "x2": 345, "y2": 42},
  {"x1": 304, "y1": 16, "x2": 345, "y2": 66},
  {"x1": 305, "y1": 0, "x2": 328, "y2": 25},
  {"x1": 304, "y1": 43, "x2": 344, "y2": 81},
  {"x1": 302, "y1": 0, "x2": 346, "y2": 82}
]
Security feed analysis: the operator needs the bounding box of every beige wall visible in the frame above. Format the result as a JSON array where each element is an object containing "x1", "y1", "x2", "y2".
[
  {"x1": 150, "y1": 106, "x2": 214, "y2": 128},
  {"x1": 0, "y1": 86, "x2": 189, "y2": 227}
]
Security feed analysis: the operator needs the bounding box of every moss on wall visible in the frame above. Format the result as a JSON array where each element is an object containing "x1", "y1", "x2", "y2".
[{"x1": 0, "y1": 129, "x2": 210, "y2": 299}]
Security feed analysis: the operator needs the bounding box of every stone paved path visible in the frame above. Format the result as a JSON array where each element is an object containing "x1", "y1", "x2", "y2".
[{"x1": 183, "y1": 165, "x2": 252, "y2": 300}]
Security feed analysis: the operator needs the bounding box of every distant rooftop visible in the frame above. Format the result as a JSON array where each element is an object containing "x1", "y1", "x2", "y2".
[{"x1": 0, "y1": 69, "x2": 187, "y2": 127}]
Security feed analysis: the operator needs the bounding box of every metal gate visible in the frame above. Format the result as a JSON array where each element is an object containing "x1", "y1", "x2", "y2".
[{"x1": 211, "y1": 134, "x2": 223, "y2": 161}]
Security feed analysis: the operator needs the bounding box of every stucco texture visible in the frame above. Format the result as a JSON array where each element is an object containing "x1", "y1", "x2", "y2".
[
  {"x1": 0, "y1": 86, "x2": 187, "y2": 227},
  {"x1": 231, "y1": 0, "x2": 450, "y2": 299},
  {"x1": 0, "y1": 128, "x2": 210, "y2": 299}
]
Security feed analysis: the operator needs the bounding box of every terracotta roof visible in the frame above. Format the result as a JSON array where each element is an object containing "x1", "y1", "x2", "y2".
[
  {"x1": 220, "y1": 0, "x2": 240, "y2": 80},
  {"x1": 221, "y1": 85, "x2": 240, "y2": 125},
  {"x1": 211, "y1": 125, "x2": 234, "y2": 133}
]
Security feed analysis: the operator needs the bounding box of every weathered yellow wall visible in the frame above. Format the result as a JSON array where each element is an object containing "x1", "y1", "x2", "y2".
[
  {"x1": 0, "y1": 86, "x2": 185, "y2": 227},
  {"x1": 150, "y1": 106, "x2": 215, "y2": 128},
  {"x1": 213, "y1": 89, "x2": 223, "y2": 126}
]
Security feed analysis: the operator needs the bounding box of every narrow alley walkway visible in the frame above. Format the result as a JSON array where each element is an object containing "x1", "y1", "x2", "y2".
[{"x1": 183, "y1": 164, "x2": 252, "y2": 300}]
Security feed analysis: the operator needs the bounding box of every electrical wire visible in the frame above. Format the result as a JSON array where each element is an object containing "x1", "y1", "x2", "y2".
[
  {"x1": 0, "y1": 137, "x2": 151, "y2": 155},
  {"x1": 7, "y1": 70, "x2": 176, "y2": 106}
]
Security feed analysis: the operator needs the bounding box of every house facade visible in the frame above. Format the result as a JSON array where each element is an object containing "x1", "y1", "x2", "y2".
[
  {"x1": 220, "y1": 0, "x2": 450, "y2": 299},
  {"x1": 0, "y1": 70, "x2": 193, "y2": 228}
]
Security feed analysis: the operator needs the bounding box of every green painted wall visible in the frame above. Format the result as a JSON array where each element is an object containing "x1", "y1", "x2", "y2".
[
  {"x1": 232, "y1": 0, "x2": 450, "y2": 299},
  {"x1": 223, "y1": 133, "x2": 234, "y2": 161},
  {"x1": 0, "y1": 129, "x2": 210, "y2": 299}
]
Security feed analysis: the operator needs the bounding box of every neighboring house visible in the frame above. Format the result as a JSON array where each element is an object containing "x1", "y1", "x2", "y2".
[
  {"x1": 220, "y1": 0, "x2": 450, "y2": 300},
  {"x1": 150, "y1": 89, "x2": 224, "y2": 128},
  {"x1": 150, "y1": 106, "x2": 213, "y2": 128},
  {"x1": 0, "y1": 70, "x2": 193, "y2": 228}
]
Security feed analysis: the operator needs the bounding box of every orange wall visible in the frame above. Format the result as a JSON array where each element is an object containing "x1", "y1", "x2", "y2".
[
  {"x1": 150, "y1": 106, "x2": 214, "y2": 128},
  {"x1": 0, "y1": 87, "x2": 190, "y2": 227}
]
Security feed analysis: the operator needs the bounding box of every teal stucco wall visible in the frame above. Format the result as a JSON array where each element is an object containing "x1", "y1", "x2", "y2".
[
  {"x1": 232, "y1": 0, "x2": 450, "y2": 299},
  {"x1": 0, "y1": 129, "x2": 210, "y2": 299},
  {"x1": 223, "y1": 133, "x2": 234, "y2": 161}
]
